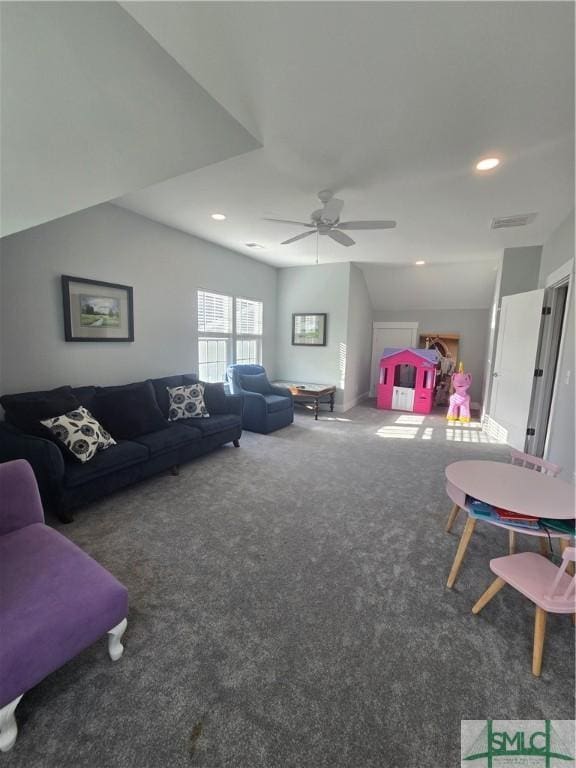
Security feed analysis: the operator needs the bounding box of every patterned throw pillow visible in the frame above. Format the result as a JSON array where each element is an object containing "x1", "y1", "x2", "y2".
[
  {"x1": 167, "y1": 384, "x2": 210, "y2": 421},
  {"x1": 41, "y1": 406, "x2": 116, "y2": 463}
]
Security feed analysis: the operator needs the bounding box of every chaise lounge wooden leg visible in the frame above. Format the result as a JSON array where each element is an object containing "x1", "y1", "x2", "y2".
[
  {"x1": 472, "y1": 577, "x2": 506, "y2": 614},
  {"x1": 508, "y1": 529, "x2": 516, "y2": 555},
  {"x1": 445, "y1": 503, "x2": 461, "y2": 533},
  {"x1": 447, "y1": 516, "x2": 477, "y2": 588},
  {"x1": 532, "y1": 606, "x2": 547, "y2": 677},
  {"x1": 0, "y1": 696, "x2": 23, "y2": 752},
  {"x1": 107, "y1": 618, "x2": 128, "y2": 662},
  {"x1": 233, "y1": 439, "x2": 240, "y2": 448}
]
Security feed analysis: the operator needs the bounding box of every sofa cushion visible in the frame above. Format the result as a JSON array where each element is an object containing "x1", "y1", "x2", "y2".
[
  {"x1": 240, "y1": 373, "x2": 271, "y2": 394},
  {"x1": 0, "y1": 523, "x2": 128, "y2": 707},
  {"x1": 202, "y1": 382, "x2": 227, "y2": 414},
  {"x1": 182, "y1": 413, "x2": 241, "y2": 437},
  {"x1": 96, "y1": 381, "x2": 168, "y2": 439},
  {"x1": 1, "y1": 386, "x2": 80, "y2": 438},
  {"x1": 41, "y1": 407, "x2": 116, "y2": 464},
  {"x1": 71, "y1": 386, "x2": 98, "y2": 413},
  {"x1": 64, "y1": 440, "x2": 148, "y2": 488},
  {"x1": 264, "y1": 394, "x2": 293, "y2": 413},
  {"x1": 149, "y1": 374, "x2": 198, "y2": 418},
  {"x1": 132, "y1": 424, "x2": 201, "y2": 457}
]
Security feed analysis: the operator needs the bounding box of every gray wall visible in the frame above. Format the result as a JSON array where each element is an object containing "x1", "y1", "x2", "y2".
[
  {"x1": 275, "y1": 263, "x2": 373, "y2": 410},
  {"x1": 275, "y1": 263, "x2": 350, "y2": 407},
  {"x1": 538, "y1": 211, "x2": 575, "y2": 481},
  {"x1": 344, "y1": 265, "x2": 373, "y2": 407},
  {"x1": 500, "y1": 246, "x2": 542, "y2": 298},
  {"x1": 539, "y1": 210, "x2": 574, "y2": 285},
  {"x1": 0, "y1": 203, "x2": 277, "y2": 394},
  {"x1": 1, "y1": 2, "x2": 258, "y2": 236},
  {"x1": 360, "y1": 261, "x2": 497, "y2": 311},
  {"x1": 372, "y1": 309, "x2": 489, "y2": 402}
]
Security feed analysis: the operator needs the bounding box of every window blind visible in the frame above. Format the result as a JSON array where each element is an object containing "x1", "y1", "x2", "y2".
[
  {"x1": 236, "y1": 297, "x2": 263, "y2": 336},
  {"x1": 198, "y1": 291, "x2": 233, "y2": 334}
]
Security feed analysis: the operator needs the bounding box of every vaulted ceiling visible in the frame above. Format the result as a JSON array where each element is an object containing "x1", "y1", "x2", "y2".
[
  {"x1": 0, "y1": 2, "x2": 259, "y2": 237},
  {"x1": 2, "y1": 1, "x2": 573, "y2": 312},
  {"x1": 116, "y1": 1, "x2": 574, "y2": 274}
]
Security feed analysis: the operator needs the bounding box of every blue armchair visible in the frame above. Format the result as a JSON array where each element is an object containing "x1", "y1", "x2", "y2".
[{"x1": 226, "y1": 365, "x2": 294, "y2": 434}]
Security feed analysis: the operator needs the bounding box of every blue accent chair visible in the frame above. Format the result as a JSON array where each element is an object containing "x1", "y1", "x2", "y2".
[{"x1": 226, "y1": 365, "x2": 294, "y2": 434}]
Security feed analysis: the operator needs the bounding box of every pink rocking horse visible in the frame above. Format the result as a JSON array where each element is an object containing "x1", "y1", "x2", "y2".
[{"x1": 447, "y1": 363, "x2": 472, "y2": 423}]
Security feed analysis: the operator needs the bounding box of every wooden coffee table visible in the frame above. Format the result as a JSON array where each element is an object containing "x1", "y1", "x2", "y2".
[{"x1": 273, "y1": 382, "x2": 336, "y2": 420}]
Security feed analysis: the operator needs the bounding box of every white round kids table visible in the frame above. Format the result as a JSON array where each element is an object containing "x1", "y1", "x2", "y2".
[{"x1": 444, "y1": 460, "x2": 575, "y2": 588}]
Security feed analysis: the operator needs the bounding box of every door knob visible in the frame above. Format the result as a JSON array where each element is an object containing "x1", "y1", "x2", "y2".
[{"x1": 492, "y1": 372, "x2": 499, "y2": 377}]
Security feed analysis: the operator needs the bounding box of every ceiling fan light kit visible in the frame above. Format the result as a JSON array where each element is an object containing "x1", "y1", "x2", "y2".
[{"x1": 264, "y1": 190, "x2": 396, "y2": 248}]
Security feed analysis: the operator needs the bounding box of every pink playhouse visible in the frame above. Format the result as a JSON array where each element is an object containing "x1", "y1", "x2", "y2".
[{"x1": 377, "y1": 347, "x2": 439, "y2": 414}]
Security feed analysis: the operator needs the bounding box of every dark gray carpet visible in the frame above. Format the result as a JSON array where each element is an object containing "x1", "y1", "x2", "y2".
[{"x1": 5, "y1": 403, "x2": 574, "y2": 767}]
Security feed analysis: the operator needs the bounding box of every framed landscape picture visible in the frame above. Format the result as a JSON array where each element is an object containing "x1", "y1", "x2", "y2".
[
  {"x1": 62, "y1": 276, "x2": 134, "y2": 342},
  {"x1": 292, "y1": 313, "x2": 327, "y2": 346}
]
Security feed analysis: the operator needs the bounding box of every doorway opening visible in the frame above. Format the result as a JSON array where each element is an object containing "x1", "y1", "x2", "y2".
[{"x1": 526, "y1": 280, "x2": 570, "y2": 457}]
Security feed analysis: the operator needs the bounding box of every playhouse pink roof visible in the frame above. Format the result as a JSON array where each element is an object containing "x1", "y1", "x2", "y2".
[{"x1": 380, "y1": 347, "x2": 439, "y2": 364}]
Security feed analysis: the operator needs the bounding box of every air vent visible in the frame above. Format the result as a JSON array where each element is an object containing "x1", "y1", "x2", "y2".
[{"x1": 491, "y1": 213, "x2": 537, "y2": 229}]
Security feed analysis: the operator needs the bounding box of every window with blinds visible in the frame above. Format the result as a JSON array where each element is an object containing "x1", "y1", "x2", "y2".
[
  {"x1": 235, "y1": 297, "x2": 263, "y2": 366},
  {"x1": 236, "y1": 297, "x2": 263, "y2": 336},
  {"x1": 197, "y1": 291, "x2": 263, "y2": 381},
  {"x1": 198, "y1": 291, "x2": 233, "y2": 334}
]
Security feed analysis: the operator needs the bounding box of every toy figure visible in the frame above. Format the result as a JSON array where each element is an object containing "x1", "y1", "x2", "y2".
[{"x1": 447, "y1": 362, "x2": 472, "y2": 423}]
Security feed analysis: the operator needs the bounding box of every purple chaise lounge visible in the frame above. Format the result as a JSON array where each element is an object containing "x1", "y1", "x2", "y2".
[{"x1": 0, "y1": 459, "x2": 128, "y2": 751}]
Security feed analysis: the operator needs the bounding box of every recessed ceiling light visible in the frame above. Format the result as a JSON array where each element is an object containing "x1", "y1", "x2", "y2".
[
  {"x1": 476, "y1": 157, "x2": 501, "y2": 171},
  {"x1": 415, "y1": 260, "x2": 426, "y2": 266},
  {"x1": 211, "y1": 213, "x2": 226, "y2": 221}
]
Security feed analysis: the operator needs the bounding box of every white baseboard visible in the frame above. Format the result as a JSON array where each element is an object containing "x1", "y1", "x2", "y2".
[{"x1": 336, "y1": 391, "x2": 371, "y2": 413}]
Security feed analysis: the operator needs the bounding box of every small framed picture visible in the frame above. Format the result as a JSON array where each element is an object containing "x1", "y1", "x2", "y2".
[
  {"x1": 62, "y1": 276, "x2": 134, "y2": 342},
  {"x1": 292, "y1": 313, "x2": 327, "y2": 346}
]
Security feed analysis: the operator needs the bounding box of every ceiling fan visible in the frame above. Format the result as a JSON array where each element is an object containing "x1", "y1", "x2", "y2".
[{"x1": 263, "y1": 190, "x2": 396, "y2": 247}]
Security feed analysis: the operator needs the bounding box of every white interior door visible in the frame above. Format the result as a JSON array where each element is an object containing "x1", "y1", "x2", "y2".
[
  {"x1": 370, "y1": 322, "x2": 418, "y2": 395},
  {"x1": 489, "y1": 289, "x2": 544, "y2": 450}
]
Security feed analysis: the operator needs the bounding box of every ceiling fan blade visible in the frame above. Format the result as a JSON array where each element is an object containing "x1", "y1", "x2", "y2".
[
  {"x1": 281, "y1": 231, "x2": 316, "y2": 245},
  {"x1": 263, "y1": 218, "x2": 314, "y2": 228},
  {"x1": 328, "y1": 229, "x2": 355, "y2": 247},
  {"x1": 337, "y1": 220, "x2": 397, "y2": 230}
]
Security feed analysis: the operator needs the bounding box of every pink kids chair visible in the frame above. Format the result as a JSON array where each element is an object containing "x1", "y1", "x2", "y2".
[
  {"x1": 509, "y1": 449, "x2": 561, "y2": 476},
  {"x1": 472, "y1": 546, "x2": 576, "y2": 676},
  {"x1": 446, "y1": 363, "x2": 472, "y2": 423}
]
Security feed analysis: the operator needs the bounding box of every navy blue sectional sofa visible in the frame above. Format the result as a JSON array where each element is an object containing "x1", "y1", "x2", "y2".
[{"x1": 0, "y1": 374, "x2": 242, "y2": 522}]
